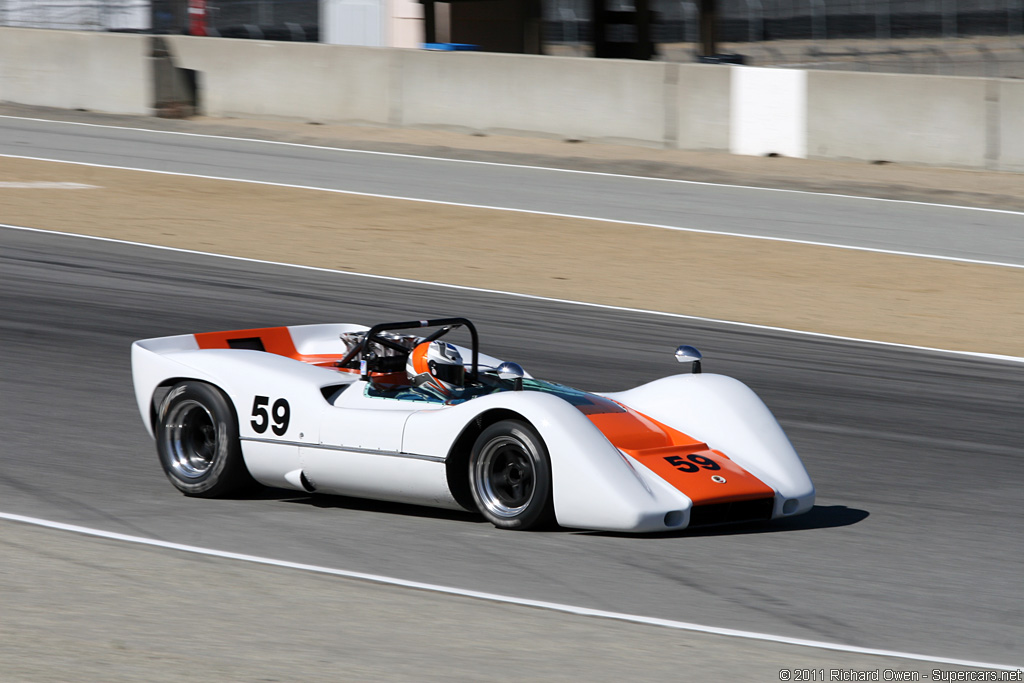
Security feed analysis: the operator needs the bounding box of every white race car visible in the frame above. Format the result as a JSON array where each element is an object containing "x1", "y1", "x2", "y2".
[{"x1": 131, "y1": 317, "x2": 814, "y2": 532}]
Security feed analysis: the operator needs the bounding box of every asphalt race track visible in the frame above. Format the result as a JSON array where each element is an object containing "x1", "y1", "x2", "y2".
[
  {"x1": 0, "y1": 116, "x2": 1022, "y2": 672},
  {"x1": 1, "y1": 114, "x2": 1023, "y2": 265},
  {"x1": 1, "y1": 225, "x2": 1021, "y2": 667}
]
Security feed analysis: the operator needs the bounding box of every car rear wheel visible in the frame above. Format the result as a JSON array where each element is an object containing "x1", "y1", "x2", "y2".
[
  {"x1": 155, "y1": 381, "x2": 252, "y2": 497},
  {"x1": 469, "y1": 419, "x2": 554, "y2": 530}
]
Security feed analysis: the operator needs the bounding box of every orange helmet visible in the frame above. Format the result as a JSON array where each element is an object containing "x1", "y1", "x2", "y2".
[{"x1": 406, "y1": 341, "x2": 466, "y2": 395}]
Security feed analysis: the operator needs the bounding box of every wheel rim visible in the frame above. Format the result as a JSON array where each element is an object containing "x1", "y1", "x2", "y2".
[
  {"x1": 474, "y1": 435, "x2": 536, "y2": 519},
  {"x1": 162, "y1": 399, "x2": 218, "y2": 479}
]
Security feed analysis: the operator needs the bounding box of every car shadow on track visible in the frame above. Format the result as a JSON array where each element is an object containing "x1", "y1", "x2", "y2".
[
  {"x1": 574, "y1": 505, "x2": 869, "y2": 539},
  {"x1": 233, "y1": 490, "x2": 866, "y2": 536},
  {"x1": 245, "y1": 487, "x2": 488, "y2": 525}
]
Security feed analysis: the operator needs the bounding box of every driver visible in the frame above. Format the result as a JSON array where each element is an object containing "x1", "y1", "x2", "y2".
[{"x1": 406, "y1": 341, "x2": 466, "y2": 398}]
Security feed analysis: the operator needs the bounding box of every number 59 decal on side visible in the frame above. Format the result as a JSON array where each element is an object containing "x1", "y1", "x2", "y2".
[
  {"x1": 664, "y1": 453, "x2": 720, "y2": 473},
  {"x1": 251, "y1": 395, "x2": 291, "y2": 436}
]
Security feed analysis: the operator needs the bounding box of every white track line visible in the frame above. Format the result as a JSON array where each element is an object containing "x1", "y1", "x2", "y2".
[
  {"x1": 0, "y1": 181, "x2": 98, "y2": 189},
  {"x1": 2, "y1": 153, "x2": 1023, "y2": 270},
  {"x1": 0, "y1": 512, "x2": 1018, "y2": 671},
  {"x1": 3, "y1": 112, "x2": 1022, "y2": 218},
  {"x1": 4, "y1": 223, "x2": 1024, "y2": 365}
]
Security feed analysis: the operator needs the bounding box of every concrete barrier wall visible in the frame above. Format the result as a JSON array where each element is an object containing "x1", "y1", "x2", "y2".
[
  {"x1": 163, "y1": 36, "x2": 395, "y2": 125},
  {"x1": 997, "y1": 79, "x2": 1024, "y2": 172},
  {"x1": 0, "y1": 28, "x2": 149, "y2": 115},
  {"x1": 806, "y1": 71, "x2": 989, "y2": 167},
  {"x1": 397, "y1": 51, "x2": 669, "y2": 146},
  {"x1": 673, "y1": 64, "x2": 731, "y2": 151},
  {"x1": 1, "y1": 28, "x2": 1020, "y2": 172}
]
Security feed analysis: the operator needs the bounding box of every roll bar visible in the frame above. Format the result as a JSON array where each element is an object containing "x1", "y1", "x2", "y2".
[{"x1": 337, "y1": 317, "x2": 480, "y2": 381}]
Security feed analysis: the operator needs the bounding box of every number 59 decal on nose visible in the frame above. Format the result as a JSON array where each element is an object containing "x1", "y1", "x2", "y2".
[{"x1": 664, "y1": 453, "x2": 720, "y2": 473}]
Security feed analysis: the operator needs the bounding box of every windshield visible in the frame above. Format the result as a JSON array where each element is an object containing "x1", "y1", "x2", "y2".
[
  {"x1": 516, "y1": 379, "x2": 625, "y2": 415},
  {"x1": 366, "y1": 376, "x2": 624, "y2": 413}
]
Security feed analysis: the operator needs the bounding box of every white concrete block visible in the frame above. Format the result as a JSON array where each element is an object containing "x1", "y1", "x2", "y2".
[{"x1": 729, "y1": 66, "x2": 807, "y2": 158}]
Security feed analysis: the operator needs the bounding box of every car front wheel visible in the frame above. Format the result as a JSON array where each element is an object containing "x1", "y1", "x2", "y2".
[{"x1": 469, "y1": 419, "x2": 554, "y2": 530}]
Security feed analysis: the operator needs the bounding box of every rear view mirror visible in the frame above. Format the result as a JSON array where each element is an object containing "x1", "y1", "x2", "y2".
[{"x1": 674, "y1": 345, "x2": 702, "y2": 374}]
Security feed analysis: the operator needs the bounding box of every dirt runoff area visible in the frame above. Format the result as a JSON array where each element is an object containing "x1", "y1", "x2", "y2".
[{"x1": 0, "y1": 117, "x2": 1022, "y2": 358}]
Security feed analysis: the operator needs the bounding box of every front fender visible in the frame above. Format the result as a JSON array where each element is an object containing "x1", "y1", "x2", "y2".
[
  {"x1": 605, "y1": 374, "x2": 815, "y2": 517},
  {"x1": 402, "y1": 391, "x2": 692, "y2": 532}
]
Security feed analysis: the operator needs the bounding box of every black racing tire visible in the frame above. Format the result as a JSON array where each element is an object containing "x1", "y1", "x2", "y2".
[
  {"x1": 469, "y1": 419, "x2": 554, "y2": 530},
  {"x1": 155, "y1": 381, "x2": 253, "y2": 498}
]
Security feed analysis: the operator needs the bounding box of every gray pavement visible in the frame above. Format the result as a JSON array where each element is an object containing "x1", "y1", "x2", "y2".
[
  {"x1": 1, "y1": 112, "x2": 1023, "y2": 266},
  {"x1": 0, "y1": 519, "x2": 1002, "y2": 682},
  {"x1": 1, "y1": 227, "x2": 1021, "y2": 671}
]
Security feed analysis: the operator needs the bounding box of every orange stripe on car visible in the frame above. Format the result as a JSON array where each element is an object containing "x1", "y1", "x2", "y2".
[
  {"x1": 587, "y1": 408, "x2": 774, "y2": 505},
  {"x1": 194, "y1": 328, "x2": 412, "y2": 382},
  {"x1": 194, "y1": 327, "x2": 355, "y2": 365}
]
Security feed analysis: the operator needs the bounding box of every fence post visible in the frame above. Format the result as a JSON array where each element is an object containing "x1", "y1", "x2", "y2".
[
  {"x1": 558, "y1": 0, "x2": 580, "y2": 45},
  {"x1": 743, "y1": 0, "x2": 763, "y2": 42},
  {"x1": 942, "y1": 0, "x2": 957, "y2": 38},
  {"x1": 876, "y1": 0, "x2": 891, "y2": 40},
  {"x1": 1010, "y1": 0, "x2": 1023, "y2": 36},
  {"x1": 681, "y1": 0, "x2": 698, "y2": 44},
  {"x1": 810, "y1": 0, "x2": 826, "y2": 39}
]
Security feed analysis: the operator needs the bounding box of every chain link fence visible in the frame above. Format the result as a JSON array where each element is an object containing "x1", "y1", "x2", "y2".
[
  {"x1": 545, "y1": 0, "x2": 1024, "y2": 75},
  {"x1": 150, "y1": 0, "x2": 318, "y2": 38},
  {"x1": 0, "y1": 0, "x2": 149, "y2": 30},
  {"x1": 0, "y1": 1, "x2": 319, "y2": 37},
  {"x1": 548, "y1": 0, "x2": 1024, "y2": 75},
  {"x1": 2, "y1": 0, "x2": 1023, "y2": 75},
  {"x1": 545, "y1": 0, "x2": 1024, "y2": 42}
]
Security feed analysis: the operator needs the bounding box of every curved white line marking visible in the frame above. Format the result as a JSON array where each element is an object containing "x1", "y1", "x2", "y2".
[
  {"x1": 3, "y1": 223, "x2": 1023, "y2": 364},
  {"x1": 1, "y1": 153, "x2": 1022, "y2": 270},
  {"x1": 0, "y1": 512, "x2": 1018, "y2": 671},
  {"x1": 2, "y1": 113, "x2": 1021, "y2": 217}
]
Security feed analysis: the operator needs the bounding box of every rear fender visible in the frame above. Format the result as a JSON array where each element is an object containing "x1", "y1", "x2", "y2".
[
  {"x1": 132, "y1": 340, "x2": 342, "y2": 442},
  {"x1": 132, "y1": 335, "x2": 203, "y2": 436}
]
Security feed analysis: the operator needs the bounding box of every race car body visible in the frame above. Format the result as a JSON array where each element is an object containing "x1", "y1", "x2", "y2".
[{"x1": 131, "y1": 317, "x2": 814, "y2": 532}]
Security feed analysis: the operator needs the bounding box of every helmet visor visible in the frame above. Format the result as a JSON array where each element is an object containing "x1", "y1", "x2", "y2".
[{"x1": 431, "y1": 361, "x2": 466, "y2": 387}]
